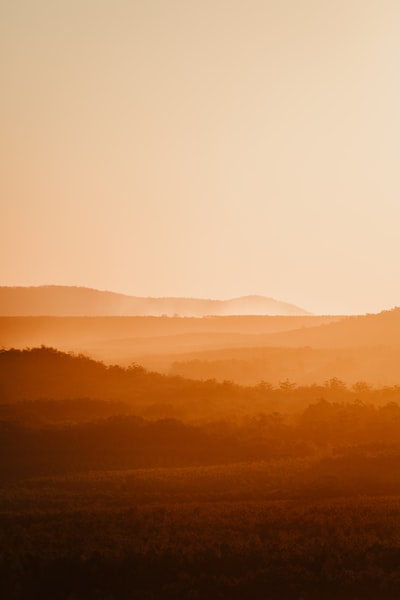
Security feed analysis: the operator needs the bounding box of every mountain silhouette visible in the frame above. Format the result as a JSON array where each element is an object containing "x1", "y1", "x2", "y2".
[{"x1": 0, "y1": 286, "x2": 311, "y2": 316}]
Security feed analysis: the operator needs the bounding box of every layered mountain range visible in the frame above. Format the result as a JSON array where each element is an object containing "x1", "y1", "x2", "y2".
[{"x1": 0, "y1": 286, "x2": 311, "y2": 316}]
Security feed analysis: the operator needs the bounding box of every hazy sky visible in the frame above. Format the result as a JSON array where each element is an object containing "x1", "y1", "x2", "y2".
[{"x1": 1, "y1": 0, "x2": 400, "y2": 314}]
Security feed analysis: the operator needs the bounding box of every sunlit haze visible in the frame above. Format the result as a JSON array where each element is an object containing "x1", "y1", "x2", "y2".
[{"x1": 2, "y1": 0, "x2": 400, "y2": 314}]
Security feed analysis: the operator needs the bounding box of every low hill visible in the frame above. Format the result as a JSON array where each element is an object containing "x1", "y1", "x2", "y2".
[
  {"x1": 262, "y1": 307, "x2": 400, "y2": 348},
  {"x1": 167, "y1": 345, "x2": 400, "y2": 387},
  {"x1": 2, "y1": 346, "x2": 400, "y2": 415},
  {"x1": 0, "y1": 315, "x2": 342, "y2": 361},
  {"x1": 0, "y1": 286, "x2": 311, "y2": 316}
]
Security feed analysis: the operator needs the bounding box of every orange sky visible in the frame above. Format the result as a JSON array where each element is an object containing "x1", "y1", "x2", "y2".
[{"x1": 1, "y1": 0, "x2": 400, "y2": 315}]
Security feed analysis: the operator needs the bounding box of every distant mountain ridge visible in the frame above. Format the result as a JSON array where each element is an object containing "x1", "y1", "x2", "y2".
[{"x1": 0, "y1": 286, "x2": 311, "y2": 317}]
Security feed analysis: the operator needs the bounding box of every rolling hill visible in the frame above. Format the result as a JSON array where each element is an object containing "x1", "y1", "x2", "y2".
[
  {"x1": 0, "y1": 286, "x2": 311, "y2": 316},
  {"x1": 261, "y1": 306, "x2": 400, "y2": 348}
]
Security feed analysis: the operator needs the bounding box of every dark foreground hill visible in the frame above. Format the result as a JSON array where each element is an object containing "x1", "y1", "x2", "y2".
[
  {"x1": 1, "y1": 346, "x2": 400, "y2": 479},
  {"x1": 0, "y1": 285, "x2": 311, "y2": 316},
  {"x1": 2, "y1": 347, "x2": 400, "y2": 599},
  {"x1": 3, "y1": 345, "x2": 399, "y2": 415}
]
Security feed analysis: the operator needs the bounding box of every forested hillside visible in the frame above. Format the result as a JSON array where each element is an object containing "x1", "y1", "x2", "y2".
[{"x1": 2, "y1": 347, "x2": 400, "y2": 599}]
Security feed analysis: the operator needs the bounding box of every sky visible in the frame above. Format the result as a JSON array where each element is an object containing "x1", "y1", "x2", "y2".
[{"x1": 1, "y1": 0, "x2": 400, "y2": 315}]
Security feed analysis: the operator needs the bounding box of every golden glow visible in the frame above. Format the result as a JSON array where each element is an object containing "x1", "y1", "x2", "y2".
[{"x1": 1, "y1": 1, "x2": 400, "y2": 314}]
